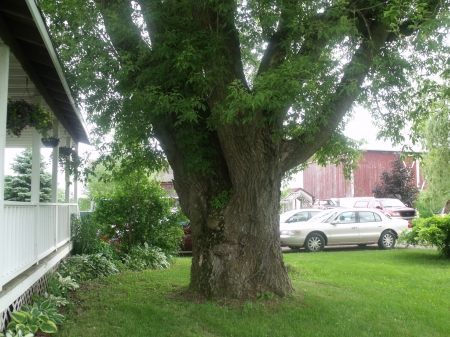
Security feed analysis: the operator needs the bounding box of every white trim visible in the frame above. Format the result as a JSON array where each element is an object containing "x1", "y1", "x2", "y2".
[
  {"x1": 0, "y1": 243, "x2": 72, "y2": 313},
  {"x1": 0, "y1": 42, "x2": 9, "y2": 291}
]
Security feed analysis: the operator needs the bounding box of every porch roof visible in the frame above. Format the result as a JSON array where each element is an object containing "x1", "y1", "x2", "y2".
[{"x1": 0, "y1": 0, "x2": 89, "y2": 145}]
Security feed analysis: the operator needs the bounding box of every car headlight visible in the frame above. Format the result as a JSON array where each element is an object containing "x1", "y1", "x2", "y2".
[
  {"x1": 280, "y1": 230, "x2": 301, "y2": 236},
  {"x1": 391, "y1": 211, "x2": 400, "y2": 216}
]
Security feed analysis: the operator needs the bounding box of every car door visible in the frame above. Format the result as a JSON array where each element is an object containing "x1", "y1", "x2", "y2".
[
  {"x1": 327, "y1": 211, "x2": 360, "y2": 244},
  {"x1": 357, "y1": 211, "x2": 384, "y2": 243}
]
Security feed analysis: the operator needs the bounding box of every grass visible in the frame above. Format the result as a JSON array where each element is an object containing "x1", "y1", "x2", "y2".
[{"x1": 56, "y1": 248, "x2": 450, "y2": 337}]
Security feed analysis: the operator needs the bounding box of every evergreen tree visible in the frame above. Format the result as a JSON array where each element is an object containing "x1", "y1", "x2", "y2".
[
  {"x1": 4, "y1": 149, "x2": 52, "y2": 202},
  {"x1": 372, "y1": 156, "x2": 419, "y2": 207}
]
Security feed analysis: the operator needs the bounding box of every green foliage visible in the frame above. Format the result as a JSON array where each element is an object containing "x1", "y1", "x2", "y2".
[
  {"x1": 414, "y1": 198, "x2": 435, "y2": 218},
  {"x1": 82, "y1": 161, "x2": 116, "y2": 200},
  {"x1": 45, "y1": 272, "x2": 79, "y2": 299},
  {"x1": 210, "y1": 189, "x2": 234, "y2": 209},
  {"x1": 123, "y1": 243, "x2": 171, "y2": 271},
  {"x1": 58, "y1": 146, "x2": 82, "y2": 179},
  {"x1": 7, "y1": 98, "x2": 53, "y2": 138},
  {"x1": 372, "y1": 155, "x2": 419, "y2": 206},
  {"x1": 71, "y1": 213, "x2": 102, "y2": 255},
  {"x1": 0, "y1": 330, "x2": 33, "y2": 337},
  {"x1": 77, "y1": 198, "x2": 91, "y2": 211},
  {"x1": 417, "y1": 92, "x2": 450, "y2": 212},
  {"x1": 4, "y1": 149, "x2": 52, "y2": 202},
  {"x1": 92, "y1": 173, "x2": 184, "y2": 254},
  {"x1": 58, "y1": 254, "x2": 119, "y2": 282},
  {"x1": 6, "y1": 304, "x2": 59, "y2": 335},
  {"x1": 399, "y1": 215, "x2": 450, "y2": 258}
]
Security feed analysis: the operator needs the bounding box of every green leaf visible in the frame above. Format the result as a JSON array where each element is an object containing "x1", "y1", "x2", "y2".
[
  {"x1": 40, "y1": 320, "x2": 58, "y2": 334},
  {"x1": 30, "y1": 306, "x2": 40, "y2": 318},
  {"x1": 11, "y1": 311, "x2": 30, "y2": 324}
]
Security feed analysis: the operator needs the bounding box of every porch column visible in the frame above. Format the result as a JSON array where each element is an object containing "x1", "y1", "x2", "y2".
[
  {"x1": 51, "y1": 119, "x2": 59, "y2": 203},
  {"x1": 0, "y1": 42, "x2": 10, "y2": 291},
  {"x1": 65, "y1": 137, "x2": 70, "y2": 203},
  {"x1": 31, "y1": 97, "x2": 43, "y2": 204},
  {"x1": 73, "y1": 142, "x2": 78, "y2": 203}
]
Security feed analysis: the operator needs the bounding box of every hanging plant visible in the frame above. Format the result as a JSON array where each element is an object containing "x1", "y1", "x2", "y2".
[
  {"x1": 58, "y1": 146, "x2": 81, "y2": 177},
  {"x1": 41, "y1": 136, "x2": 60, "y2": 148},
  {"x1": 7, "y1": 97, "x2": 53, "y2": 137}
]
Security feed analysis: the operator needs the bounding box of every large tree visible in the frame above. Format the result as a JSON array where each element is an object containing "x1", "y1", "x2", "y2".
[
  {"x1": 39, "y1": 0, "x2": 449, "y2": 299},
  {"x1": 4, "y1": 149, "x2": 52, "y2": 202}
]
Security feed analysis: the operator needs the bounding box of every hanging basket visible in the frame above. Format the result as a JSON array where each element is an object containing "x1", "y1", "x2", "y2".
[{"x1": 41, "y1": 137, "x2": 60, "y2": 148}]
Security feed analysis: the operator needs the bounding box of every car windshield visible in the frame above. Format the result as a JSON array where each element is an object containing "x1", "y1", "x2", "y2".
[
  {"x1": 379, "y1": 199, "x2": 406, "y2": 208},
  {"x1": 308, "y1": 210, "x2": 339, "y2": 223}
]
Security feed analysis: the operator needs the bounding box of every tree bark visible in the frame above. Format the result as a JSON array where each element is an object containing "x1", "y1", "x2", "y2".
[{"x1": 175, "y1": 153, "x2": 293, "y2": 299}]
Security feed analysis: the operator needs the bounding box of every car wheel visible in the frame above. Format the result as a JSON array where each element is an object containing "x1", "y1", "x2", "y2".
[
  {"x1": 304, "y1": 233, "x2": 325, "y2": 252},
  {"x1": 378, "y1": 231, "x2": 396, "y2": 250}
]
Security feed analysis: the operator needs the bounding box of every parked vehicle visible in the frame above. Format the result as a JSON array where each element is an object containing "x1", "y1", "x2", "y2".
[
  {"x1": 180, "y1": 221, "x2": 192, "y2": 251},
  {"x1": 280, "y1": 209, "x2": 324, "y2": 224},
  {"x1": 312, "y1": 199, "x2": 341, "y2": 210},
  {"x1": 352, "y1": 197, "x2": 417, "y2": 222},
  {"x1": 437, "y1": 200, "x2": 450, "y2": 217},
  {"x1": 280, "y1": 208, "x2": 410, "y2": 252}
]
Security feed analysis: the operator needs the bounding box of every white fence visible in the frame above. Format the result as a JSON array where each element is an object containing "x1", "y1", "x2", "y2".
[{"x1": 0, "y1": 202, "x2": 78, "y2": 291}]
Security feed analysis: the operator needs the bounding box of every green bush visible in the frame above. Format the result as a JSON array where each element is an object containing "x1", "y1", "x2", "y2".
[
  {"x1": 399, "y1": 215, "x2": 450, "y2": 258},
  {"x1": 59, "y1": 254, "x2": 119, "y2": 282},
  {"x1": 123, "y1": 243, "x2": 171, "y2": 271},
  {"x1": 71, "y1": 213, "x2": 103, "y2": 255},
  {"x1": 92, "y1": 180, "x2": 185, "y2": 254},
  {"x1": 46, "y1": 272, "x2": 79, "y2": 298}
]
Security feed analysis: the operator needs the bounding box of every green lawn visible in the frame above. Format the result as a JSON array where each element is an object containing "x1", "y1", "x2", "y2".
[{"x1": 56, "y1": 248, "x2": 450, "y2": 337}]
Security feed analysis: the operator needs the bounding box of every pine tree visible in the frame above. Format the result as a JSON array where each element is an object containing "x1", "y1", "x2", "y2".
[
  {"x1": 4, "y1": 149, "x2": 52, "y2": 202},
  {"x1": 372, "y1": 156, "x2": 419, "y2": 206}
]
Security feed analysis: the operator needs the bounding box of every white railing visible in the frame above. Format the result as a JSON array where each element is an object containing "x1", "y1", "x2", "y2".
[{"x1": 0, "y1": 202, "x2": 78, "y2": 291}]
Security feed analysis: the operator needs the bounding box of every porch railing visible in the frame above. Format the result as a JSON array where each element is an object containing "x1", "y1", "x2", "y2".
[{"x1": 0, "y1": 202, "x2": 78, "y2": 291}]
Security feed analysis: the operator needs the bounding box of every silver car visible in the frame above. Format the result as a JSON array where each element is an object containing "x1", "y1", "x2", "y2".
[
  {"x1": 280, "y1": 209, "x2": 324, "y2": 224},
  {"x1": 280, "y1": 208, "x2": 410, "y2": 252}
]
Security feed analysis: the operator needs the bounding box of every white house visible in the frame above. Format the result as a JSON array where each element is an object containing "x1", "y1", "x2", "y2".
[{"x1": 0, "y1": 0, "x2": 89, "y2": 331}]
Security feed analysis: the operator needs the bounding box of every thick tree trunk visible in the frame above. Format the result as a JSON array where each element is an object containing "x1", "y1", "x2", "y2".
[{"x1": 171, "y1": 154, "x2": 294, "y2": 299}]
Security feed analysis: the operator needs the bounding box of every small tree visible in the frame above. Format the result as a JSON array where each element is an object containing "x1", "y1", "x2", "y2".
[
  {"x1": 4, "y1": 149, "x2": 52, "y2": 202},
  {"x1": 372, "y1": 156, "x2": 419, "y2": 206}
]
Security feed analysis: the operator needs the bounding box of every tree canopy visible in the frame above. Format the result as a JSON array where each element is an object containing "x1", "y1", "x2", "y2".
[
  {"x1": 39, "y1": 0, "x2": 450, "y2": 299},
  {"x1": 417, "y1": 82, "x2": 450, "y2": 212}
]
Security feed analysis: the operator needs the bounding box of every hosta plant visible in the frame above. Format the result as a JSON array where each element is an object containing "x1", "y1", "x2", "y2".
[
  {"x1": 123, "y1": 243, "x2": 171, "y2": 271},
  {"x1": 5, "y1": 308, "x2": 58, "y2": 335},
  {"x1": 0, "y1": 329, "x2": 34, "y2": 337},
  {"x1": 59, "y1": 254, "x2": 119, "y2": 282}
]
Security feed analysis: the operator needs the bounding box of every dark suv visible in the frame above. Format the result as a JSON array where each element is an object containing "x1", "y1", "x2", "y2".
[{"x1": 353, "y1": 198, "x2": 417, "y2": 221}]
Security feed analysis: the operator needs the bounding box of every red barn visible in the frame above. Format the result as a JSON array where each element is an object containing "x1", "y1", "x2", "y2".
[{"x1": 303, "y1": 150, "x2": 424, "y2": 200}]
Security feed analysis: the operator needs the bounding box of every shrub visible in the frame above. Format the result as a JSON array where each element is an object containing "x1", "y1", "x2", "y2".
[
  {"x1": 399, "y1": 215, "x2": 450, "y2": 258},
  {"x1": 123, "y1": 243, "x2": 171, "y2": 271},
  {"x1": 59, "y1": 254, "x2": 119, "y2": 282},
  {"x1": 71, "y1": 213, "x2": 103, "y2": 255},
  {"x1": 93, "y1": 180, "x2": 185, "y2": 254},
  {"x1": 46, "y1": 272, "x2": 79, "y2": 298}
]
